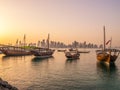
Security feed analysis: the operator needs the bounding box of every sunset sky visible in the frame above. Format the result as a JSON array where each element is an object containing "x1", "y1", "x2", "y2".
[{"x1": 0, "y1": 0, "x2": 120, "y2": 46}]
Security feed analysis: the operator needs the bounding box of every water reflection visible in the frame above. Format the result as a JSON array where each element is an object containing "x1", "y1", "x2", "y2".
[
  {"x1": 65, "y1": 59, "x2": 79, "y2": 68},
  {"x1": 31, "y1": 56, "x2": 55, "y2": 75},
  {"x1": 2, "y1": 55, "x2": 26, "y2": 60},
  {"x1": 66, "y1": 59, "x2": 79, "y2": 63},
  {"x1": 32, "y1": 56, "x2": 54, "y2": 62},
  {"x1": 96, "y1": 62, "x2": 118, "y2": 79}
]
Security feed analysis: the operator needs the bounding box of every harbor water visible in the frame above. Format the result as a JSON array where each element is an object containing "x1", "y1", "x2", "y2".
[{"x1": 0, "y1": 49, "x2": 120, "y2": 90}]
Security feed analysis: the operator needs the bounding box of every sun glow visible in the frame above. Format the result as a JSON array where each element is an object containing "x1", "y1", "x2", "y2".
[{"x1": 0, "y1": 17, "x2": 6, "y2": 36}]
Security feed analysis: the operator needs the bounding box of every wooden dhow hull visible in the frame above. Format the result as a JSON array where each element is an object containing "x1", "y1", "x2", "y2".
[
  {"x1": 96, "y1": 49, "x2": 120, "y2": 63},
  {"x1": 1, "y1": 50, "x2": 32, "y2": 56},
  {"x1": 31, "y1": 48, "x2": 55, "y2": 58},
  {"x1": 97, "y1": 53, "x2": 117, "y2": 63},
  {"x1": 0, "y1": 46, "x2": 32, "y2": 56},
  {"x1": 31, "y1": 34, "x2": 55, "y2": 59},
  {"x1": 57, "y1": 49, "x2": 66, "y2": 52},
  {"x1": 0, "y1": 51, "x2": 2, "y2": 54},
  {"x1": 66, "y1": 55, "x2": 80, "y2": 59},
  {"x1": 65, "y1": 51, "x2": 80, "y2": 59}
]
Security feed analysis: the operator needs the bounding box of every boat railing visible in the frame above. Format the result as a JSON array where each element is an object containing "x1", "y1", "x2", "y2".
[
  {"x1": 96, "y1": 49, "x2": 120, "y2": 52},
  {"x1": 96, "y1": 49, "x2": 120, "y2": 57}
]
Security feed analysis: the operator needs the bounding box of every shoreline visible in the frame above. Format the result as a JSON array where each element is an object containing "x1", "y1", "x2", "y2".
[{"x1": 0, "y1": 78, "x2": 18, "y2": 90}]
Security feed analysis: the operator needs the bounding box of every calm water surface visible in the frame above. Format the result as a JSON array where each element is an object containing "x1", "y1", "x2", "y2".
[{"x1": 0, "y1": 49, "x2": 120, "y2": 90}]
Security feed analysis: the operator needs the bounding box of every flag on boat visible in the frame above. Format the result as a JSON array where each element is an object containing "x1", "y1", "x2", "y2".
[{"x1": 106, "y1": 40, "x2": 111, "y2": 45}]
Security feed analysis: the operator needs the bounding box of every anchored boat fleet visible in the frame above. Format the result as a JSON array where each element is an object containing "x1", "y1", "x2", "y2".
[{"x1": 0, "y1": 27, "x2": 120, "y2": 64}]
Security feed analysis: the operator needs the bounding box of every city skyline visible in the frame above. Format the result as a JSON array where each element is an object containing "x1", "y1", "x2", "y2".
[
  {"x1": 0, "y1": 0, "x2": 120, "y2": 46},
  {"x1": 15, "y1": 38, "x2": 99, "y2": 48}
]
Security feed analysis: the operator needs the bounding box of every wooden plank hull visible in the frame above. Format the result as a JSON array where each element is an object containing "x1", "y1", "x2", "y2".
[
  {"x1": 96, "y1": 53, "x2": 118, "y2": 63},
  {"x1": 65, "y1": 52, "x2": 80, "y2": 60},
  {"x1": 1, "y1": 50, "x2": 32, "y2": 56},
  {"x1": 57, "y1": 50, "x2": 66, "y2": 52},
  {"x1": 78, "y1": 51, "x2": 90, "y2": 53},
  {"x1": 31, "y1": 49, "x2": 55, "y2": 58},
  {"x1": 33, "y1": 55, "x2": 53, "y2": 58},
  {"x1": 66, "y1": 55, "x2": 79, "y2": 59}
]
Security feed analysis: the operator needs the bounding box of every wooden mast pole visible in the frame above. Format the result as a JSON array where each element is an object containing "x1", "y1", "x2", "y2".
[
  {"x1": 110, "y1": 37, "x2": 112, "y2": 49},
  {"x1": 23, "y1": 34, "x2": 26, "y2": 50},
  {"x1": 103, "y1": 26, "x2": 106, "y2": 51},
  {"x1": 47, "y1": 34, "x2": 50, "y2": 49}
]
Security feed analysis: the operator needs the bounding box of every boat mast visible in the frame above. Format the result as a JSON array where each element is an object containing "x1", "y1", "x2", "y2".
[
  {"x1": 103, "y1": 26, "x2": 106, "y2": 51},
  {"x1": 110, "y1": 37, "x2": 112, "y2": 49},
  {"x1": 75, "y1": 41, "x2": 77, "y2": 50},
  {"x1": 47, "y1": 34, "x2": 50, "y2": 49},
  {"x1": 23, "y1": 34, "x2": 26, "y2": 49}
]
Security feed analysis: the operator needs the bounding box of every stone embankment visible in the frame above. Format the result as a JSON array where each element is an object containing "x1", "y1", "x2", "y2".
[{"x1": 0, "y1": 78, "x2": 18, "y2": 90}]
